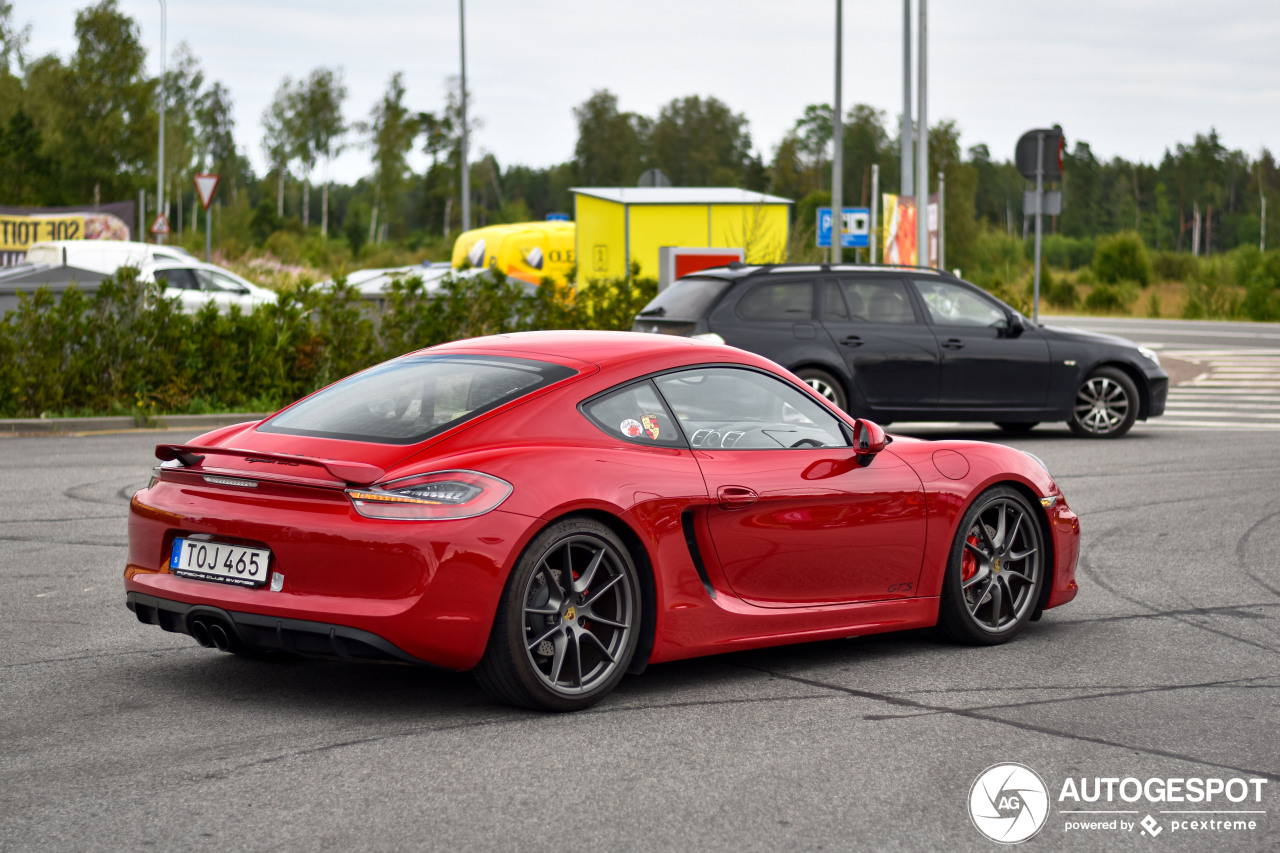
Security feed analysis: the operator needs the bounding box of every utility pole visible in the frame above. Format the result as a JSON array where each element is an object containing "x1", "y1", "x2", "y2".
[
  {"x1": 459, "y1": 0, "x2": 470, "y2": 234},
  {"x1": 156, "y1": 0, "x2": 166, "y2": 244},
  {"x1": 915, "y1": 0, "x2": 928, "y2": 268},
  {"x1": 870, "y1": 163, "x2": 880, "y2": 263},
  {"x1": 938, "y1": 170, "x2": 945, "y2": 271},
  {"x1": 831, "y1": 0, "x2": 843, "y2": 265},
  {"x1": 901, "y1": 0, "x2": 913, "y2": 198}
]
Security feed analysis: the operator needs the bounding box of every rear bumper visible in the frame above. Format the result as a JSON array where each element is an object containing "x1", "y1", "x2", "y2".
[{"x1": 127, "y1": 592, "x2": 431, "y2": 664}]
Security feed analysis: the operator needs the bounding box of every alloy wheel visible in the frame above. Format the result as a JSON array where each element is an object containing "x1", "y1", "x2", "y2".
[{"x1": 958, "y1": 496, "x2": 1043, "y2": 634}]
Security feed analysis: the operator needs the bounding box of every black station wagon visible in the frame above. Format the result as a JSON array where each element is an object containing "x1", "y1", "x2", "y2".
[{"x1": 632, "y1": 263, "x2": 1167, "y2": 438}]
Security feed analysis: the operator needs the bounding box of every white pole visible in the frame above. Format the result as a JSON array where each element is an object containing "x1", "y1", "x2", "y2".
[
  {"x1": 915, "y1": 0, "x2": 928, "y2": 268},
  {"x1": 459, "y1": 0, "x2": 470, "y2": 234},
  {"x1": 870, "y1": 163, "x2": 880, "y2": 264},
  {"x1": 1033, "y1": 132, "x2": 1044, "y2": 323},
  {"x1": 156, "y1": 0, "x2": 166, "y2": 244},
  {"x1": 831, "y1": 0, "x2": 843, "y2": 265},
  {"x1": 901, "y1": 0, "x2": 913, "y2": 197},
  {"x1": 938, "y1": 169, "x2": 945, "y2": 270}
]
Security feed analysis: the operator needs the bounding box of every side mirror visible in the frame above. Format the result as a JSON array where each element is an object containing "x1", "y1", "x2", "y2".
[
  {"x1": 852, "y1": 419, "x2": 888, "y2": 466},
  {"x1": 1005, "y1": 312, "x2": 1026, "y2": 338}
]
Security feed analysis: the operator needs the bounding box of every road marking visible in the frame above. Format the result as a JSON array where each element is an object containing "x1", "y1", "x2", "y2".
[{"x1": 1145, "y1": 349, "x2": 1280, "y2": 431}]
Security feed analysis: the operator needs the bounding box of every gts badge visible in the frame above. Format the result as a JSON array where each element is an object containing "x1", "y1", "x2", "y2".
[{"x1": 887, "y1": 582, "x2": 913, "y2": 593}]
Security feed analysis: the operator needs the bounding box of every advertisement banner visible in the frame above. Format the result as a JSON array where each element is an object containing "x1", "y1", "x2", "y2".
[
  {"x1": 0, "y1": 202, "x2": 134, "y2": 266},
  {"x1": 881, "y1": 193, "x2": 938, "y2": 267}
]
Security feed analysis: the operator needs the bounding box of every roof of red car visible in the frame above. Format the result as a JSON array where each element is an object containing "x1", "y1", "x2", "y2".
[{"x1": 425, "y1": 330, "x2": 749, "y2": 371}]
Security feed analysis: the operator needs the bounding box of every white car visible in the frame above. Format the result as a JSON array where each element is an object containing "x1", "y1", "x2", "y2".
[
  {"x1": 24, "y1": 240, "x2": 195, "y2": 274},
  {"x1": 140, "y1": 260, "x2": 278, "y2": 313}
]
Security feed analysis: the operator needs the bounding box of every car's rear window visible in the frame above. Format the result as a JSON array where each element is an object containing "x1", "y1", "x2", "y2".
[
  {"x1": 258, "y1": 354, "x2": 576, "y2": 444},
  {"x1": 635, "y1": 276, "x2": 732, "y2": 320}
]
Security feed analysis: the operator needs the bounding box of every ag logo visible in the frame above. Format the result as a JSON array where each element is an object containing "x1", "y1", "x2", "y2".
[{"x1": 968, "y1": 763, "x2": 1049, "y2": 844}]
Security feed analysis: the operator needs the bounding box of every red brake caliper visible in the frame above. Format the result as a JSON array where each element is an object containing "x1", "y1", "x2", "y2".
[{"x1": 961, "y1": 535, "x2": 979, "y2": 581}]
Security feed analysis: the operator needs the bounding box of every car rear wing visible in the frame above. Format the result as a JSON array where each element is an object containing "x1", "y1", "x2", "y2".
[{"x1": 155, "y1": 444, "x2": 384, "y2": 487}]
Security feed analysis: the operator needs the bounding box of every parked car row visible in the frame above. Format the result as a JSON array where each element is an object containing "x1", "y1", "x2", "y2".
[{"x1": 0, "y1": 240, "x2": 276, "y2": 314}]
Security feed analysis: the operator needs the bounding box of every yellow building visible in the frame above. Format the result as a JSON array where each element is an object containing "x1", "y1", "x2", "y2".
[
  {"x1": 451, "y1": 221, "x2": 576, "y2": 285},
  {"x1": 571, "y1": 188, "x2": 791, "y2": 282}
]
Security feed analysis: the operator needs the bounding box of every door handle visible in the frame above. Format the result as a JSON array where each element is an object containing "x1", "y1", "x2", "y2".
[
  {"x1": 840, "y1": 335, "x2": 864, "y2": 347},
  {"x1": 942, "y1": 338, "x2": 965, "y2": 350},
  {"x1": 716, "y1": 485, "x2": 758, "y2": 510}
]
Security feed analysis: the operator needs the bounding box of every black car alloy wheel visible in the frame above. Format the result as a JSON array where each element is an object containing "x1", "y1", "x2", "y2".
[
  {"x1": 1069, "y1": 366, "x2": 1139, "y2": 438},
  {"x1": 795, "y1": 368, "x2": 847, "y2": 411}
]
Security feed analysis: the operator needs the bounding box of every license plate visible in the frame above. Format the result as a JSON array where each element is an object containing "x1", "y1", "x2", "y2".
[{"x1": 170, "y1": 538, "x2": 271, "y2": 587}]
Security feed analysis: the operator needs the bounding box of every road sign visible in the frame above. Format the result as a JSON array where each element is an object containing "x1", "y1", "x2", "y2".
[
  {"x1": 149, "y1": 214, "x2": 171, "y2": 236},
  {"x1": 193, "y1": 174, "x2": 220, "y2": 211},
  {"x1": 545, "y1": 212, "x2": 569, "y2": 222},
  {"x1": 1016, "y1": 129, "x2": 1065, "y2": 181},
  {"x1": 816, "y1": 207, "x2": 870, "y2": 249}
]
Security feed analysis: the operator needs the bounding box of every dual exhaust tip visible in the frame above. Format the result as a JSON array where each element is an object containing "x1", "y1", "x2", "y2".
[{"x1": 188, "y1": 617, "x2": 234, "y2": 652}]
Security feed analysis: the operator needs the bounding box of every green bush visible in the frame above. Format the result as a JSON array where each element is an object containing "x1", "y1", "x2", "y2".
[
  {"x1": 1034, "y1": 234, "x2": 1096, "y2": 270},
  {"x1": 1084, "y1": 281, "x2": 1139, "y2": 313},
  {"x1": 1044, "y1": 277, "x2": 1080, "y2": 310},
  {"x1": 1151, "y1": 250, "x2": 1199, "y2": 283},
  {"x1": 1093, "y1": 231, "x2": 1152, "y2": 286},
  {"x1": 0, "y1": 267, "x2": 658, "y2": 418}
]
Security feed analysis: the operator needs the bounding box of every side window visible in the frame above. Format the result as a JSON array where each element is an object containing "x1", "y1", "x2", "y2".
[
  {"x1": 914, "y1": 279, "x2": 1007, "y2": 327},
  {"x1": 211, "y1": 272, "x2": 250, "y2": 294},
  {"x1": 736, "y1": 280, "x2": 814, "y2": 321},
  {"x1": 581, "y1": 380, "x2": 685, "y2": 447},
  {"x1": 821, "y1": 281, "x2": 849, "y2": 321},
  {"x1": 654, "y1": 367, "x2": 848, "y2": 449},
  {"x1": 157, "y1": 268, "x2": 198, "y2": 291},
  {"x1": 839, "y1": 278, "x2": 917, "y2": 324}
]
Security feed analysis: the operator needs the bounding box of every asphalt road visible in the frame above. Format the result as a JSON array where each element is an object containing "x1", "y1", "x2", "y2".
[{"x1": 2, "y1": 322, "x2": 1278, "y2": 852}]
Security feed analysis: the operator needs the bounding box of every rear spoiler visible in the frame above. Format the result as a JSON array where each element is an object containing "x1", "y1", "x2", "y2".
[{"x1": 155, "y1": 444, "x2": 384, "y2": 487}]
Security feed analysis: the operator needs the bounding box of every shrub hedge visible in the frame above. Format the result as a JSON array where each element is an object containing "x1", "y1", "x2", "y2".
[{"x1": 0, "y1": 268, "x2": 657, "y2": 419}]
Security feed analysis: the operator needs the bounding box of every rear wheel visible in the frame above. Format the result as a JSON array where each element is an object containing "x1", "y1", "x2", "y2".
[
  {"x1": 475, "y1": 517, "x2": 640, "y2": 711},
  {"x1": 795, "y1": 367, "x2": 847, "y2": 411},
  {"x1": 1068, "y1": 366, "x2": 1139, "y2": 438},
  {"x1": 938, "y1": 486, "x2": 1045, "y2": 645}
]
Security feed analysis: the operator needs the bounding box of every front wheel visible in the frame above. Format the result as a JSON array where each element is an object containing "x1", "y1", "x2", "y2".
[
  {"x1": 795, "y1": 367, "x2": 848, "y2": 411},
  {"x1": 474, "y1": 517, "x2": 640, "y2": 711},
  {"x1": 1068, "y1": 367, "x2": 1139, "y2": 438},
  {"x1": 937, "y1": 486, "x2": 1045, "y2": 645}
]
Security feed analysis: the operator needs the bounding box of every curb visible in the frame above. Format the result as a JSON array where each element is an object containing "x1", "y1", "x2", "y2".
[{"x1": 0, "y1": 412, "x2": 267, "y2": 436}]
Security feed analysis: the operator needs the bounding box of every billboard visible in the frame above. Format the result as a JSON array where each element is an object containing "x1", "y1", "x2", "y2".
[
  {"x1": 0, "y1": 202, "x2": 135, "y2": 267},
  {"x1": 881, "y1": 193, "x2": 938, "y2": 267}
]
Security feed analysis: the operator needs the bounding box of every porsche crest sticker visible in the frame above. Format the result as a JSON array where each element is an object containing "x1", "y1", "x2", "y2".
[
  {"x1": 641, "y1": 414, "x2": 660, "y2": 440},
  {"x1": 620, "y1": 418, "x2": 643, "y2": 438}
]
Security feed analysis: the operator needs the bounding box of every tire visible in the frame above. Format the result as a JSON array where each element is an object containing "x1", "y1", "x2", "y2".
[
  {"x1": 796, "y1": 367, "x2": 847, "y2": 411},
  {"x1": 937, "y1": 486, "x2": 1046, "y2": 645},
  {"x1": 474, "y1": 517, "x2": 640, "y2": 711},
  {"x1": 995, "y1": 422, "x2": 1039, "y2": 432},
  {"x1": 1068, "y1": 366, "x2": 1139, "y2": 438}
]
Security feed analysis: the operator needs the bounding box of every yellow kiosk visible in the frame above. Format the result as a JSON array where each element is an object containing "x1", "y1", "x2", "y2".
[{"x1": 571, "y1": 187, "x2": 791, "y2": 282}]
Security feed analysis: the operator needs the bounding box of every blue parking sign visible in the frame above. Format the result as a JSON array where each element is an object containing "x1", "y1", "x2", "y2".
[{"x1": 817, "y1": 207, "x2": 870, "y2": 249}]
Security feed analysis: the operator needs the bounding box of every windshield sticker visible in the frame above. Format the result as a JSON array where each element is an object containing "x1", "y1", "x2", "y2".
[
  {"x1": 620, "y1": 418, "x2": 643, "y2": 438},
  {"x1": 641, "y1": 414, "x2": 660, "y2": 440}
]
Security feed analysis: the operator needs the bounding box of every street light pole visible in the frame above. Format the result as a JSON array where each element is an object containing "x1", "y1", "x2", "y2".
[
  {"x1": 901, "y1": 0, "x2": 913, "y2": 198},
  {"x1": 459, "y1": 0, "x2": 470, "y2": 234},
  {"x1": 156, "y1": 0, "x2": 166, "y2": 244},
  {"x1": 831, "y1": 0, "x2": 842, "y2": 265},
  {"x1": 915, "y1": 0, "x2": 928, "y2": 268}
]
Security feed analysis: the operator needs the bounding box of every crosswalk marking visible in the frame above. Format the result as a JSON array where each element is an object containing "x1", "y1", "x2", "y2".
[{"x1": 1145, "y1": 348, "x2": 1280, "y2": 431}]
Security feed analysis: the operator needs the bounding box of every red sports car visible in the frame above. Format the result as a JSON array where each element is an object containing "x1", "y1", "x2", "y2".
[{"x1": 125, "y1": 331, "x2": 1079, "y2": 711}]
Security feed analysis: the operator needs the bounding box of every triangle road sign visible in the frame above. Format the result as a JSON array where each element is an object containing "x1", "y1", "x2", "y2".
[
  {"x1": 193, "y1": 174, "x2": 220, "y2": 210},
  {"x1": 149, "y1": 214, "x2": 171, "y2": 236}
]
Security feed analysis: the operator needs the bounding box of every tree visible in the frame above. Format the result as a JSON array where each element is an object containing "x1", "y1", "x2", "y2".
[
  {"x1": 261, "y1": 77, "x2": 295, "y2": 218},
  {"x1": 365, "y1": 71, "x2": 419, "y2": 245},
  {"x1": 0, "y1": 0, "x2": 30, "y2": 74},
  {"x1": 572, "y1": 90, "x2": 649, "y2": 186},
  {"x1": 649, "y1": 95, "x2": 751, "y2": 186},
  {"x1": 296, "y1": 67, "x2": 347, "y2": 237}
]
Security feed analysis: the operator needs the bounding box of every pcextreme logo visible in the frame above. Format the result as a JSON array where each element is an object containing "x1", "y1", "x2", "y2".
[{"x1": 968, "y1": 763, "x2": 1050, "y2": 844}]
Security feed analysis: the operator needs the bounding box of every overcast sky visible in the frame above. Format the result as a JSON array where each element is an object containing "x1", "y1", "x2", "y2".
[{"x1": 16, "y1": 1, "x2": 1280, "y2": 187}]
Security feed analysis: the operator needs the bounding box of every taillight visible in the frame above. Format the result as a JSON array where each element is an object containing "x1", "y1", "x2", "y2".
[{"x1": 346, "y1": 470, "x2": 512, "y2": 520}]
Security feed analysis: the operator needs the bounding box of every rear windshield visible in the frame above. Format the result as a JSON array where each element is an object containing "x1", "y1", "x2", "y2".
[
  {"x1": 635, "y1": 276, "x2": 732, "y2": 320},
  {"x1": 258, "y1": 354, "x2": 576, "y2": 444}
]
